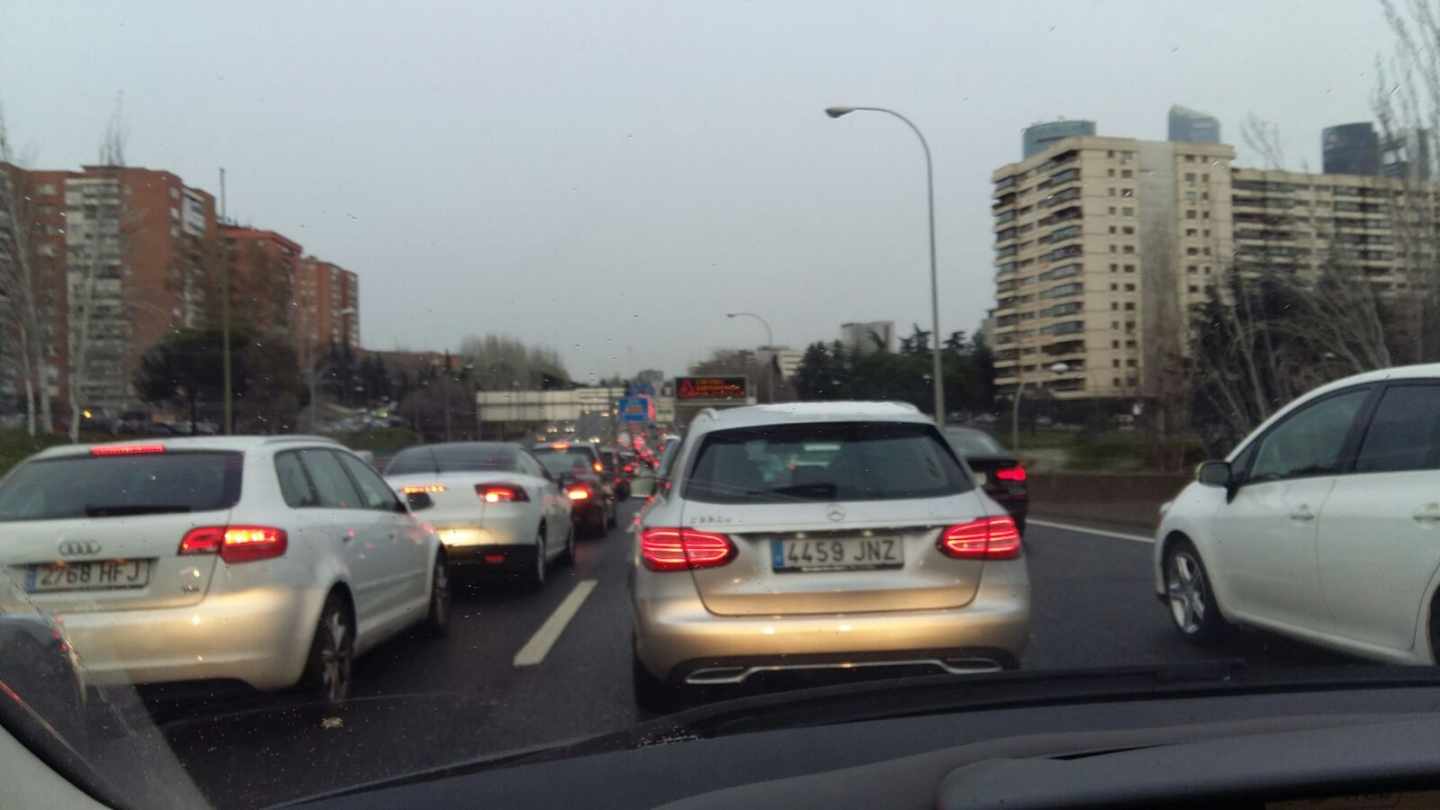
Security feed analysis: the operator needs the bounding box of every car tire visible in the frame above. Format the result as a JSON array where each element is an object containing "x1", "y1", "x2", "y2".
[
  {"x1": 1163, "y1": 539, "x2": 1227, "y2": 644},
  {"x1": 560, "y1": 522, "x2": 576, "y2": 566},
  {"x1": 528, "y1": 528, "x2": 547, "y2": 590},
  {"x1": 606, "y1": 501, "x2": 618, "y2": 530},
  {"x1": 632, "y1": 647, "x2": 678, "y2": 715},
  {"x1": 302, "y1": 592, "x2": 355, "y2": 710},
  {"x1": 424, "y1": 554, "x2": 450, "y2": 637}
]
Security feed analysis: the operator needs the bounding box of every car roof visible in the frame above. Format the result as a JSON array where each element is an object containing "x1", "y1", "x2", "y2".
[
  {"x1": 31, "y1": 435, "x2": 343, "y2": 460},
  {"x1": 689, "y1": 401, "x2": 929, "y2": 435}
]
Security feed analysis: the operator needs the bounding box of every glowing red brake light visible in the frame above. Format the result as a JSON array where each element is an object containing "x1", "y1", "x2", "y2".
[
  {"x1": 91, "y1": 443, "x2": 165, "y2": 457},
  {"x1": 994, "y1": 465, "x2": 1027, "y2": 483},
  {"x1": 566, "y1": 485, "x2": 591, "y2": 501},
  {"x1": 477, "y1": 484, "x2": 529, "y2": 503},
  {"x1": 179, "y1": 525, "x2": 288, "y2": 564},
  {"x1": 623, "y1": 464, "x2": 634, "y2": 473},
  {"x1": 640, "y1": 527, "x2": 736, "y2": 571},
  {"x1": 938, "y1": 517, "x2": 1021, "y2": 560}
]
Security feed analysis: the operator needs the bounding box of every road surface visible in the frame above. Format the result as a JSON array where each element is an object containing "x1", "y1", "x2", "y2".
[{"x1": 90, "y1": 505, "x2": 1353, "y2": 808}]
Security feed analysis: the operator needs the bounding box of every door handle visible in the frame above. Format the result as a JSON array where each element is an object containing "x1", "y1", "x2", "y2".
[
  {"x1": 1414, "y1": 503, "x2": 1440, "y2": 524},
  {"x1": 1289, "y1": 505, "x2": 1315, "y2": 522}
]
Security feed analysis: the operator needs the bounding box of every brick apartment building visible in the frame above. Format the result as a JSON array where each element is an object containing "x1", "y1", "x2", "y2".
[{"x1": 296, "y1": 256, "x2": 360, "y2": 360}]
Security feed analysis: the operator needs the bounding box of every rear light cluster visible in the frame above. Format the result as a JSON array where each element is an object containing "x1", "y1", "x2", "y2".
[
  {"x1": 477, "y1": 484, "x2": 529, "y2": 503},
  {"x1": 640, "y1": 528, "x2": 736, "y2": 571},
  {"x1": 994, "y1": 465, "x2": 1027, "y2": 483},
  {"x1": 401, "y1": 483, "x2": 447, "y2": 495},
  {"x1": 937, "y1": 516, "x2": 1022, "y2": 560},
  {"x1": 179, "y1": 525, "x2": 288, "y2": 564},
  {"x1": 592, "y1": 462, "x2": 604, "y2": 473},
  {"x1": 566, "y1": 484, "x2": 592, "y2": 501}
]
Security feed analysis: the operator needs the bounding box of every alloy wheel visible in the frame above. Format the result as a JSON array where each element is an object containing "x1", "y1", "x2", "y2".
[{"x1": 1167, "y1": 551, "x2": 1207, "y2": 635}]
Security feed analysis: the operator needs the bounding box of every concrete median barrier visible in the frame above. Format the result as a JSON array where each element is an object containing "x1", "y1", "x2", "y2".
[{"x1": 1027, "y1": 472, "x2": 1191, "y2": 532}]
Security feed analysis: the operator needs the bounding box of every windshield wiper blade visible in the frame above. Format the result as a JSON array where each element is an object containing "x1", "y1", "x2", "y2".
[{"x1": 84, "y1": 504, "x2": 193, "y2": 517}]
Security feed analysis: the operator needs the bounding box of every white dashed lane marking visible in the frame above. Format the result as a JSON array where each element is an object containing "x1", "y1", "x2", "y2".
[
  {"x1": 1028, "y1": 519, "x2": 1154, "y2": 544},
  {"x1": 513, "y1": 579, "x2": 598, "y2": 668}
]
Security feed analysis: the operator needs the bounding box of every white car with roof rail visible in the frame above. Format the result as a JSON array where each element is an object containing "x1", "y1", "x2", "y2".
[
  {"x1": 0, "y1": 436, "x2": 450, "y2": 709},
  {"x1": 628, "y1": 401, "x2": 1030, "y2": 710}
]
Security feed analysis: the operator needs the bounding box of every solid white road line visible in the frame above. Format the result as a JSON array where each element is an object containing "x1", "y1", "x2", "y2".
[
  {"x1": 513, "y1": 579, "x2": 599, "y2": 668},
  {"x1": 1028, "y1": 518, "x2": 1154, "y2": 544}
]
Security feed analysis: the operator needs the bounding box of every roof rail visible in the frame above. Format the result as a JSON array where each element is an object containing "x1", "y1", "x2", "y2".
[
  {"x1": 263, "y1": 434, "x2": 343, "y2": 446},
  {"x1": 695, "y1": 408, "x2": 719, "y2": 423}
]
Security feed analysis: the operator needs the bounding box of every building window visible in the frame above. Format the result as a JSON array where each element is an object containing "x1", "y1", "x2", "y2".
[
  {"x1": 1113, "y1": 359, "x2": 1121, "y2": 368},
  {"x1": 1112, "y1": 321, "x2": 1120, "y2": 329},
  {"x1": 1109, "y1": 244, "x2": 1118, "y2": 253},
  {"x1": 1122, "y1": 245, "x2": 1135, "y2": 254},
  {"x1": 1188, "y1": 285, "x2": 1199, "y2": 293},
  {"x1": 1112, "y1": 340, "x2": 1120, "y2": 348},
  {"x1": 1110, "y1": 283, "x2": 1118, "y2": 290},
  {"x1": 1124, "y1": 264, "x2": 1135, "y2": 272},
  {"x1": 1203, "y1": 229, "x2": 1210, "y2": 237},
  {"x1": 1109, "y1": 225, "x2": 1117, "y2": 234},
  {"x1": 1110, "y1": 263, "x2": 1119, "y2": 272},
  {"x1": 1122, "y1": 206, "x2": 1134, "y2": 216},
  {"x1": 1202, "y1": 211, "x2": 1210, "y2": 219},
  {"x1": 1114, "y1": 377, "x2": 1122, "y2": 387},
  {"x1": 1187, "y1": 265, "x2": 1198, "y2": 274},
  {"x1": 1121, "y1": 169, "x2": 1133, "y2": 178},
  {"x1": 1187, "y1": 247, "x2": 1199, "y2": 256},
  {"x1": 1185, "y1": 228, "x2": 1197, "y2": 236},
  {"x1": 1108, "y1": 188, "x2": 1117, "y2": 197},
  {"x1": 1108, "y1": 168, "x2": 1116, "y2": 177},
  {"x1": 1204, "y1": 266, "x2": 1212, "y2": 274},
  {"x1": 1111, "y1": 302, "x2": 1119, "y2": 310},
  {"x1": 1107, "y1": 150, "x2": 1115, "y2": 158},
  {"x1": 1108, "y1": 206, "x2": 1117, "y2": 215},
  {"x1": 1124, "y1": 283, "x2": 1135, "y2": 291},
  {"x1": 1127, "y1": 359, "x2": 1138, "y2": 367},
  {"x1": 1122, "y1": 226, "x2": 1134, "y2": 234},
  {"x1": 1202, "y1": 192, "x2": 1209, "y2": 201},
  {"x1": 1126, "y1": 339, "x2": 1137, "y2": 348},
  {"x1": 1186, "y1": 209, "x2": 1197, "y2": 219},
  {"x1": 1202, "y1": 174, "x2": 1209, "y2": 182},
  {"x1": 1202, "y1": 247, "x2": 1211, "y2": 255},
  {"x1": 1124, "y1": 302, "x2": 1136, "y2": 311},
  {"x1": 1185, "y1": 173, "x2": 1196, "y2": 182},
  {"x1": 1185, "y1": 155, "x2": 1196, "y2": 163},
  {"x1": 1121, "y1": 188, "x2": 1134, "y2": 198}
]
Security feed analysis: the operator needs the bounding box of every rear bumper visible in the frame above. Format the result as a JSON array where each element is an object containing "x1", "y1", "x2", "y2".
[
  {"x1": 446, "y1": 543, "x2": 538, "y2": 574},
  {"x1": 54, "y1": 585, "x2": 322, "y2": 691},
  {"x1": 430, "y1": 513, "x2": 531, "y2": 549},
  {"x1": 633, "y1": 559, "x2": 1030, "y2": 683}
]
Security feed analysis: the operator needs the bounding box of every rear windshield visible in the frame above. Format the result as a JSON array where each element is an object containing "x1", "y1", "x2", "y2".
[
  {"x1": 0, "y1": 451, "x2": 244, "y2": 521},
  {"x1": 385, "y1": 444, "x2": 519, "y2": 476},
  {"x1": 943, "y1": 428, "x2": 1007, "y2": 456},
  {"x1": 533, "y1": 448, "x2": 596, "y2": 476},
  {"x1": 684, "y1": 422, "x2": 971, "y2": 503}
]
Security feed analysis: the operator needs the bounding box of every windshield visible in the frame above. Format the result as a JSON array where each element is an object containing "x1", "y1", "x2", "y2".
[
  {"x1": 943, "y1": 428, "x2": 1008, "y2": 456},
  {"x1": 533, "y1": 448, "x2": 596, "y2": 476},
  {"x1": 685, "y1": 422, "x2": 969, "y2": 503},
  {"x1": 385, "y1": 443, "x2": 520, "y2": 475},
  {"x1": 0, "y1": 452, "x2": 242, "y2": 521},
  {"x1": 0, "y1": 1, "x2": 1427, "y2": 808}
]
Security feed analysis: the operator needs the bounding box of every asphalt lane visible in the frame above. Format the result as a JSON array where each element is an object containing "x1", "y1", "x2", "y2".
[{"x1": 86, "y1": 509, "x2": 1356, "y2": 809}]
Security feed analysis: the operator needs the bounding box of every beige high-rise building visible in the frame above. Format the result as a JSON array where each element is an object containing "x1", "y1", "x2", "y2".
[{"x1": 990, "y1": 136, "x2": 1235, "y2": 401}]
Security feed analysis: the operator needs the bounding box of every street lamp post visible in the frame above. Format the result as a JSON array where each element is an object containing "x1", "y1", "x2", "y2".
[
  {"x1": 725, "y1": 312, "x2": 775, "y2": 403},
  {"x1": 1012, "y1": 362, "x2": 1070, "y2": 454},
  {"x1": 826, "y1": 105, "x2": 945, "y2": 426}
]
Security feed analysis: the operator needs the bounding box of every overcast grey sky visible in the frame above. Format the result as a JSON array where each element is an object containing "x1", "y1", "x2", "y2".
[{"x1": 1, "y1": 0, "x2": 1392, "y2": 382}]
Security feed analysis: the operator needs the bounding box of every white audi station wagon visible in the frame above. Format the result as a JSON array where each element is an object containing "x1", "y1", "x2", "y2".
[{"x1": 0, "y1": 436, "x2": 449, "y2": 709}]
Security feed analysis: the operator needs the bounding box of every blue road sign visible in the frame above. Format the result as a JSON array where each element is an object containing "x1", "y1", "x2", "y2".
[{"x1": 618, "y1": 397, "x2": 650, "y2": 423}]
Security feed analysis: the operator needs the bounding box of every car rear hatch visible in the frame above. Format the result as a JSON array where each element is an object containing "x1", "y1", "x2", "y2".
[
  {"x1": 963, "y1": 454, "x2": 1027, "y2": 503},
  {"x1": 387, "y1": 472, "x2": 527, "y2": 526},
  {"x1": 0, "y1": 446, "x2": 243, "y2": 613},
  {"x1": 676, "y1": 420, "x2": 992, "y2": 617}
]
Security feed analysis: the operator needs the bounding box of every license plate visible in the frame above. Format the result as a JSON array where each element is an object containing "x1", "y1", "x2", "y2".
[
  {"x1": 25, "y1": 559, "x2": 151, "y2": 593},
  {"x1": 772, "y1": 537, "x2": 903, "y2": 573}
]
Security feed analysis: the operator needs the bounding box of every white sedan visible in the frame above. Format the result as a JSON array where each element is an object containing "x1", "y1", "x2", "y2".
[
  {"x1": 0, "y1": 436, "x2": 449, "y2": 709},
  {"x1": 1156, "y1": 363, "x2": 1440, "y2": 664},
  {"x1": 384, "y1": 442, "x2": 574, "y2": 587}
]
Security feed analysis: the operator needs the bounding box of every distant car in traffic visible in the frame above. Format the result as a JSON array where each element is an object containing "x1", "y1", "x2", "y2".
[
  {"x1": 599, "y1": 446, "x2": 631, "y2": 500},
  {"x1": 1156, "y1": 365, "x2": 1440, "y2": 666},
  {"x1": 628, "y1": 402, "x2": 1029, "y2": 710},
  {"x1": 942, "y1": 426, "x2": 1029, "y2": 534},
  {"x1": 0, "y1": 436, "x2": 450, "y2": 710},
  {"x1": 531, "y1": 442, "x2": 617, "y2": 538},
  {"x1": 384, "y1": 442, "x2": 574, "y2": 587}
]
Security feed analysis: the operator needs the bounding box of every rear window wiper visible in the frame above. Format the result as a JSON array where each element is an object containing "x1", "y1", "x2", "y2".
[
  {"x1": 762, "y1": 482, "x2": 839, "y2": 499},
  {"x1": 83, "y1": 504, "x2": 194, "y2": 517}
]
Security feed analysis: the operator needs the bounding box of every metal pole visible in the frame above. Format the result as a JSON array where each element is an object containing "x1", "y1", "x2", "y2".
[
  {"x1": 219, "y1": 167, "x2": 232, "y2": 435},
  {"x1": 726, "y1": 312, "x2": 774, "y2": 403},
  {"x1": 826, "y1": 107, "x2": 944, "y2": 425}
]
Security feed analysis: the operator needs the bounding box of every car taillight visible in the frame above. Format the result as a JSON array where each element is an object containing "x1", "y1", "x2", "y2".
[
  {"x1": 994, "y1": 465, "x2": 1027, "y2": 483},
  {"x1": 592, "y1": 462, "x2": 604, "y2": 473},
  {"x1": 401, "y1": 483, "x2": 447, "y2": 495},
  {"x1": 640, "y1": 527, "x2": 736, "y2": 571},
  {"x1": 938, "y1": 517, "x2": 1021, "y2": 560},
  {"x1": 91, "y1": 443, "x2": 165, "y2": 457},
  {"x1": 477, "y1": 484, "x2": 529, "y2": 503},
  {"x1": 566, "y1": 485, "x2": 591, "y2": 500},
  {"x1": 179, "y1": 525, "x2": 288, "y2": 564},
  {"x1": 623, "y1": 464, "x2": 634, "y2": 473}
]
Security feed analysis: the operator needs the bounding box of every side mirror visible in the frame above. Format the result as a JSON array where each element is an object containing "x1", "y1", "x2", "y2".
[
  {"x1": 1196, "y1": 460, "x2": 1232, "y2": 488},
  {"x1": 405, "y1": 492, "x2": 434, "y2": 511},
  {"x1": 630, "y1": 470, "x2": 658, "y2": 498}
]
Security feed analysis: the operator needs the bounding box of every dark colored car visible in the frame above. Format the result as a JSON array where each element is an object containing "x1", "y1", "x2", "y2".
[
  {"x1": 943, "y1": 426, "x2": 1028, "y2": 533},
  {"x1": 532, "y1": 442, "x2": 617, "y2": 538},
  {"x1": 598, "y1": 447, "x2": 631, "y2": 500}
]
